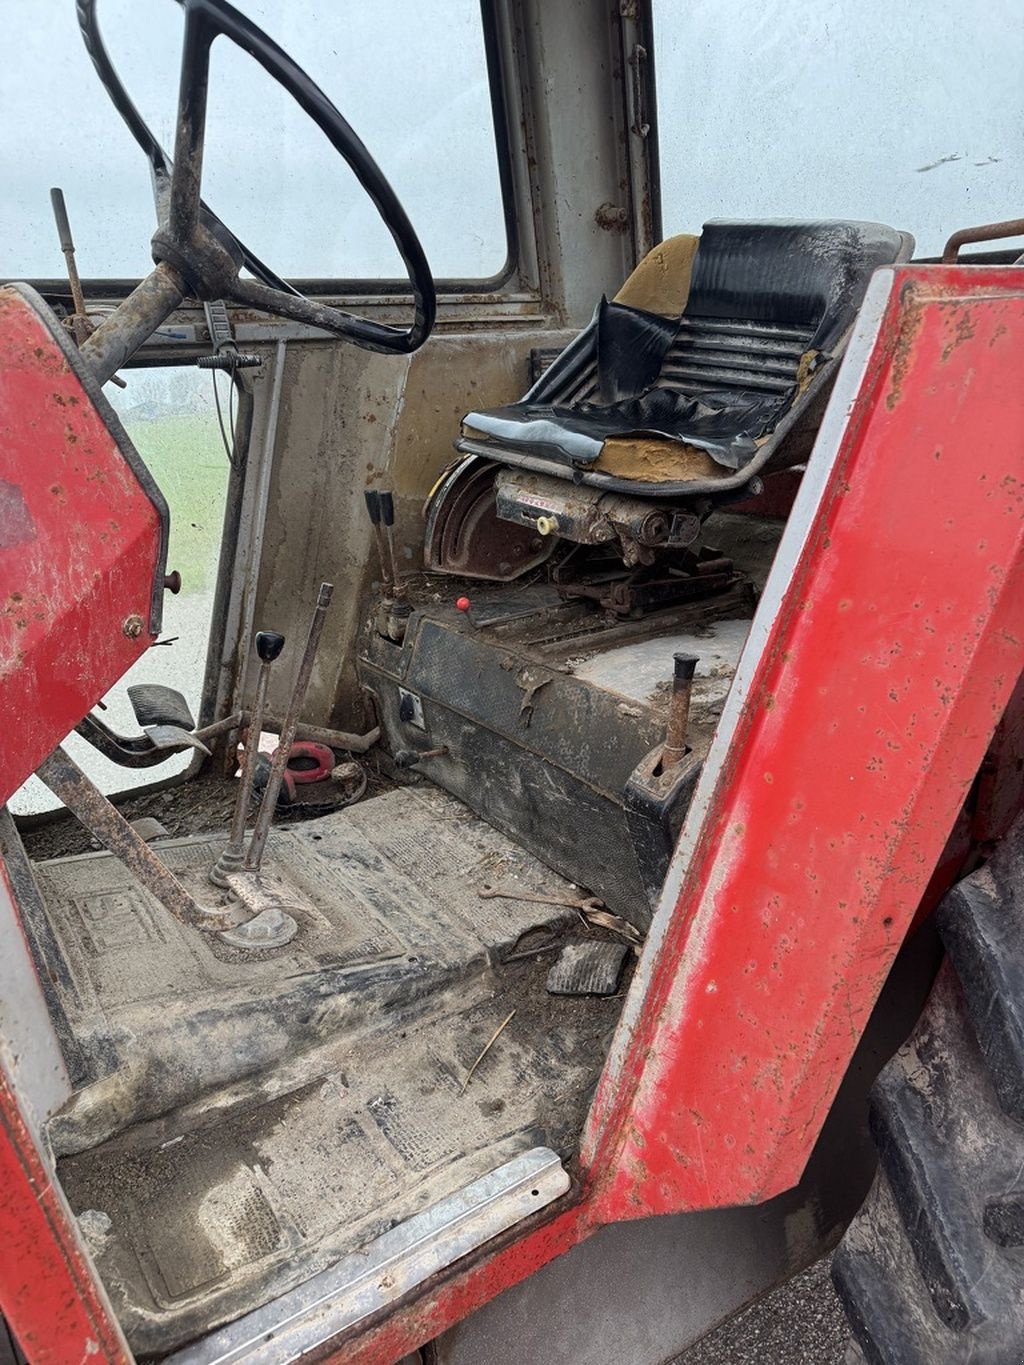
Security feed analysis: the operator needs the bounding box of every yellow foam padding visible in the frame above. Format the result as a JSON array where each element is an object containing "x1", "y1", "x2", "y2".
[
  {"x1": 613, "y1": 233, "x2": 700, "y2": 318},
  {"x1": 594, "y1": 436, "x2": 725, "y2": 482},
  {"x1": 796, "y1": 349, "x2": 819, "y2": 393}
]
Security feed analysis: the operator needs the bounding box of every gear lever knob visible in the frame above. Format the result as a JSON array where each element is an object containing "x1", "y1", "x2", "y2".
[{"x1": 256, "y1": 631, "x2": 285, "y2": 663}]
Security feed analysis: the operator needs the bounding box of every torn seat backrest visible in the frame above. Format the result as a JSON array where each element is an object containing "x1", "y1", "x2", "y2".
[
  {"x1": 684, "y1": 219, "x2": 914, "y2": 356},
  {"x1": 647, "y1": 220, "x2": 915, "y2": 440}
]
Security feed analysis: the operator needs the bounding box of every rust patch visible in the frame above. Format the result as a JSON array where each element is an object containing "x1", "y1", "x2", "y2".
[
  {"x1": 941, "y1": 307, "x2": 976, "y2": 363},
  {"x1": 885, "y1": 291, "x2": 925, "y2": 411},
  {"x1": 0, "y1": 480, "x2": 36, "y2": 551}
]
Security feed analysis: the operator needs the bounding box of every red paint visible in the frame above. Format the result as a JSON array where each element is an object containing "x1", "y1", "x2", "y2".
[
  {"x1": 2, "y1": 264, "x2": 1024, "y2": 1363},
  {"x1": 326, "y1": 1200, "x2": 597, "y2": 1365},
  {"x1": 285, "y1": 741, "x2": 335, "y2": 784},
  {"x1": 0, "y1": 286, "x2": 165, "y2": 804},
  {"x1": 0, "y1": 873, "x2": 128, "y2": 1363},
  {"x1": 0, "y1": 1074, "x2": 130, "y2": 1364},
  {"x1": 587, "y1": 265, "x2": 1024, "y2": 1216}
]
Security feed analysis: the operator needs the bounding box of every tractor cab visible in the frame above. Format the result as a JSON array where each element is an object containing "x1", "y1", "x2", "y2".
[{"x1": 1, "y1": 4, "x2": 1023, "y2": 1365}]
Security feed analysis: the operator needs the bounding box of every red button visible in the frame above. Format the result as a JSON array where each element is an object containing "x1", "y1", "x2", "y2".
[{"x1": 456, "y1": 596, "x2": 471, "y2": 612}]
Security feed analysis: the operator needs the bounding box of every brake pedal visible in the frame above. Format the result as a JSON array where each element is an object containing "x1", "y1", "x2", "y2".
[{"x1": 127, "y1": 684, "x2": 196, "y2": 732}]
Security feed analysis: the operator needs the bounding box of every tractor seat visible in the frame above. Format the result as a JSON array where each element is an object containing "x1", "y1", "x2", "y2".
[{"x1": 457, "y1": 220, "x2": 913, "y2": 499}]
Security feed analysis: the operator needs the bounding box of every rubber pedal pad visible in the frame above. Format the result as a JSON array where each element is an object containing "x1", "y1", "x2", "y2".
[
  {"x1": 127, "y1": 683, "x2": 196, "y2": 732},
  {"x1": 546, "y1": 940, "x2": 628, "y2": 997}
]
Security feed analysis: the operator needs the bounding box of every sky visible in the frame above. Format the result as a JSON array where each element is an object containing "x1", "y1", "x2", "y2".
[
  {"x1": 2, "y1": 1, "x2": 1021, "y2": 278},
  {"x1": 654, "y1": 0, "x2": 1023, "y2": 258},
  {"x1": 1, "y1": 0, "x2": 508, "y2": 281}
]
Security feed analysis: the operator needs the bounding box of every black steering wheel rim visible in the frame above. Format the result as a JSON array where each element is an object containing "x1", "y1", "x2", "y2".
[{"x1": 76, "y1": 0, "x2": 436, "y2": 354}]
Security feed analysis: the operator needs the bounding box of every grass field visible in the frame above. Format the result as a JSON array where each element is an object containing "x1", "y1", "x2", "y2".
[{"x1": 122, "y1": 413, "x2": 229, "y2": 596}]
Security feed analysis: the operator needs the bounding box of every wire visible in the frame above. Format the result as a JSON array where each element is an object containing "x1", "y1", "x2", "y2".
[{"x1": 210, "y1": 367, "x2": 238, "y2": 467}]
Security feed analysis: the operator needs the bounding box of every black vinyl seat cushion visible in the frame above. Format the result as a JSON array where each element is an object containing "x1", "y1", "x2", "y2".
[{"x1": 461, "y1": 219, "x2": 912, "y2": 480}]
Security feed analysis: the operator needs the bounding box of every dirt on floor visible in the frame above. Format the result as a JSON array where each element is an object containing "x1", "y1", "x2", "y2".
[{"x1": 17, "y1": 754, "x2": 400, "y2": 863}]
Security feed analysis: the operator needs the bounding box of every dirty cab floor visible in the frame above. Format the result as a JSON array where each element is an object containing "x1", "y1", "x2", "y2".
[{"x1": 36, "y1": 787, "x2": 625, "y2": 1355}]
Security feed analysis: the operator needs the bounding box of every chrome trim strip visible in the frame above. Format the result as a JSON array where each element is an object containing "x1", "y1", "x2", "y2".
[{"x1": 167, "y1": 1146, "x2": 569, "y2": 1365}]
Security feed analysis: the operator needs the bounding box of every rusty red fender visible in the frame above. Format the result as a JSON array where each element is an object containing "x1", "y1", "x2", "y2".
[
  {"x1": 585, "y1": 264, "x2": 1024, "y2": 1218},
  {"x1": 0, "y1": 284, "x2": 168, "y2": 804}
]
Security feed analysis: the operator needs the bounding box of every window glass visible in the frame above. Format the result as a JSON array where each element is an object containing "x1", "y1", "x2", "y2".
[
  {"x1": 653, "y1": 0, "x2": 1024, "y2": 258},
  {"x1": 11, "y1": 368, "x2": 230, "y2": 814},
  {"x1": 1, "y1": 1, "x2": 508, "y2": 282}
]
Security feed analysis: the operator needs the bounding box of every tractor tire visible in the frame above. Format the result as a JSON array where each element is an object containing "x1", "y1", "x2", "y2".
[{"x1": 833, "y1": 821, "x2": 1024, "y2": 1364}]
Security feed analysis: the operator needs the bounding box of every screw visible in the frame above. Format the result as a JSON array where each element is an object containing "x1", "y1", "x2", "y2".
[{"x1": 122, "y1": 614, "x2": 145, "y2": 639}]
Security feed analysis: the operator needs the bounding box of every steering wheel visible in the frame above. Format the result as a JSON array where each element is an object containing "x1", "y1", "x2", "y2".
[{"x1": 76, "y1": 0, "x2": 436, "y2": 355}]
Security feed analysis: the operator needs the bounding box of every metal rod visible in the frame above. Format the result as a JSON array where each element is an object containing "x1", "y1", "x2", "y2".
[
  {"x1": 661, "y1": 651, "x2": 698, "y2": 769},
  {"x1": 35, "y1": 745, "x2": 234, "y2": 931},
  {"x1": 49, "y1": 187, "x2": 89, "y2": 338},
  {"x1": 942, "y1": 216, "x2": 1024, "y2": 264},
  {"x1": 245, "y1": 583, "x2": 334, "y2": 870},
  {"x1": 262, "y1": 717, "x2": 380, "y2": 754},
  {"x1": 191, "y1": 711, "x2": 380, "y2": 754},
  {"x1": 49, "y1": 187, "x2": 126, "y2": 385},
  {"x1": 210, "y1": 632, "x2": 283, "y2": 887}
]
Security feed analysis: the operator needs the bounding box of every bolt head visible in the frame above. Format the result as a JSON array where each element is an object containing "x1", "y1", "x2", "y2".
[{"x1": 122, "y1": 614, "x2": 145, "y2": 639}]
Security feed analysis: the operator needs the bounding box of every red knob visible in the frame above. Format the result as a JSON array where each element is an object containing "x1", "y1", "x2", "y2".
[{"x1": 456, "y1": 596, "x2": 471, "y2": 612}]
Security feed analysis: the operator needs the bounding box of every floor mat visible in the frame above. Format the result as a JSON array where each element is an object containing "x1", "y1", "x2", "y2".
[{"x1": 37, "y1": 786, "x2": 624, "y2": 1354}]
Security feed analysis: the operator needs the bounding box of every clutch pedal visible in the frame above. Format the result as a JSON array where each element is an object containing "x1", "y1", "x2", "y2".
[{"x1": 127, "y1": 684, "x2": 196, "y2": 732}]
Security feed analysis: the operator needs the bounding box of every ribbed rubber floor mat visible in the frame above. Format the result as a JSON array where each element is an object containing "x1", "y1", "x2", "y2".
[{"x1": 41, "y1": 786, "x2": 626, "y2": 1355}]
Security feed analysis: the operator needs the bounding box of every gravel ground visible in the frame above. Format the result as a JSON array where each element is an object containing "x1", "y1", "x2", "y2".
[{"x1": 672, "y1": 1255, "x2": 850, "y2": 1365}]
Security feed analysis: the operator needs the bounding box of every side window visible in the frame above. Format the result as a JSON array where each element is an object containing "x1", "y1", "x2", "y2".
[
  {"x1": 652, "y1": 1, "x2": 1024, "y2": 257},
  {"x1": 1, "y1": 1, "x2": 509, "y2": 283}
]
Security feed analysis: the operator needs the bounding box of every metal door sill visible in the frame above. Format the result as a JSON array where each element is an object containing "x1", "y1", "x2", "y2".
[{"x1": 165, "y1": 1147, "x2": 569, "y2": 1365}]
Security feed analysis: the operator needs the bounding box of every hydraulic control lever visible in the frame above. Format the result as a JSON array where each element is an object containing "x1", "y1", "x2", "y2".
[
  {"x1": 364, "y1": 489, "x2": 394, "y2": 595},
  {"x1": 661, "y1": 652, "x2": 699, "y2": 769},
  {"x1": 49, "y1": 186, "x2": 126, "y2": 387},
  {"x1": 245, "y1": 584, "x2": 333, "y2": 872},
  {"x1": 366, "y1": 488, "x2": 411, "y2": 642},
  {"x1": 379, "y1": 491, "x2": 405, "y2": 600}
]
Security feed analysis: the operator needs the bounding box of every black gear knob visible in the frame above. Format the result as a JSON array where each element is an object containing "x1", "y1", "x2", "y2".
[{"x1": 255, "y1": 630, "x2": 285, "y2": 663}]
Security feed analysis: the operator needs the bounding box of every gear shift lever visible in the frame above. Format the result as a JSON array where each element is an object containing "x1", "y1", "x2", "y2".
[{"x1": 210, "y1": 629, "x2": 285, "y2": 887}]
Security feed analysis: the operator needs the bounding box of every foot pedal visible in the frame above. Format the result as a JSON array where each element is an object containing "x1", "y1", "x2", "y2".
[
  {"x1": 546, "y1": 941, "x2": 628, "y2": 997},
  {"x1": 127, "y1": 684, "x2": 196, "y2": 732},
  {"x1": 142, "y1": 724, "x2": 210, "y2": 757}
]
